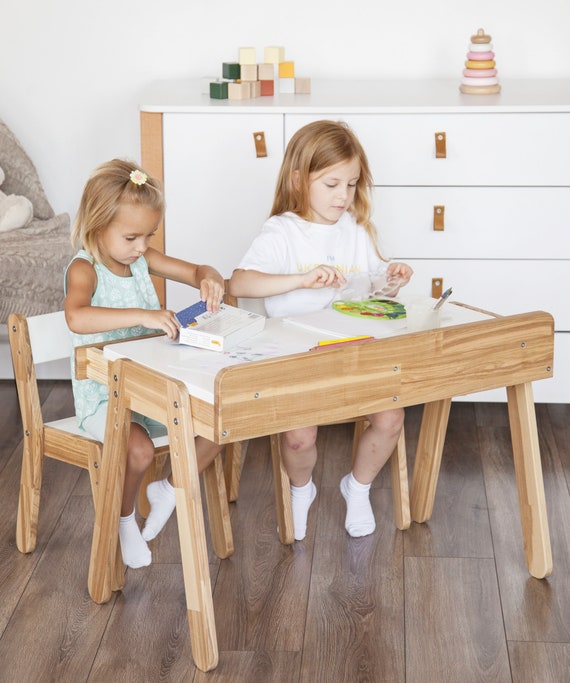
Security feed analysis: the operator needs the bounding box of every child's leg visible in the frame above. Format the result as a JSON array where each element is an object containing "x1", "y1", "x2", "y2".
[
  {"x1": 341, "y1": 408, "x2": 404, "y2": 537},
  {"x1": 119, "y1": 423, "x2": 156, "y2": 567},
  {"x1": 142, "y1": 435, "x2": 223, "y2": 541},
  {"x1": 281, "y1": 426, "x2": 319, "y2": 541}
]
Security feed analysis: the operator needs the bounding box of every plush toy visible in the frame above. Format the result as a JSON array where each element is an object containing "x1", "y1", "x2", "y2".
[{"x1": 0, "y1": 164, "x2": 34, "y2": 232}]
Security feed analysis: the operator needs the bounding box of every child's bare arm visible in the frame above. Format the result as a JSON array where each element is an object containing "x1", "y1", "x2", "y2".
[
  {"x1": 64, "y1": 259, "x2": 181, "y2": 339},
  {"x1": 229, "y1": 265, "x2": 346, "y2": 298},
  {"x1": 145, "y1": 247, "x2": 224, "y2": 311}
]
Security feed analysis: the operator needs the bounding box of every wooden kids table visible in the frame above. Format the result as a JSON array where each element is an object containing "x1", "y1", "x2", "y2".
[{"x1": 75, "y1": 303, "x2": 554, "y2": 671}]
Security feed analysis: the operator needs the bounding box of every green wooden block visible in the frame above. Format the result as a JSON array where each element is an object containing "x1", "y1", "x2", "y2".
[
  {"x1": 222, "y1": 62, "x2": 241, "y2": 80},
  {"x1": 210, "y1": 81, "x2": 229, "y2": 99}
]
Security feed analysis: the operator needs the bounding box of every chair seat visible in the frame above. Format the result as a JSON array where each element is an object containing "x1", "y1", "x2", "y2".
[{"x1": 46, "y1": 416, "x2": 169, "y2": 448}]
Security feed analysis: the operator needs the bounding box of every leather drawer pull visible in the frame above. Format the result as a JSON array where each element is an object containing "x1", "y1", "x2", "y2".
[
  {"x1": 435, "y1": 132, "x2": 446, "y2": 158},
  {"x1": 253, "y1": 131, "x2": 267, "y2": 158},
  {"x1": 432, "y1": 278, "x2": 443, "y2": 299},
  {"x1": 433, "y1": 205, "x2": 445, "y2": 231}
]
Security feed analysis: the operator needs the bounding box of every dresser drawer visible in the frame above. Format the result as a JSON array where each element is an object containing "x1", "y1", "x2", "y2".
[
  {"x1": 373, "y1": 187, "x2": 570, "y2": 259},
  {"x1": 401, "y1": 259, "x2": 569, "y2": 330},
  {"x1": 285, "y1": 113, "x2": 570, "y2": 186}
]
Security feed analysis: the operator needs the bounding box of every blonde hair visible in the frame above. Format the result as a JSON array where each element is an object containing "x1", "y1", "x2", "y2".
[
  {"x1": 271, "y1": 120, "x2": 383, "y2": 258},
  {"x1": 71, "y1": 158, "x2": 164, "y2": 262}
]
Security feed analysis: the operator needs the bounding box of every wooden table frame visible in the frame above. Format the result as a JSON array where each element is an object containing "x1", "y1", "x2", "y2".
[{"x1": 75, "y1": 307, "x2": 555, "y2": 672}]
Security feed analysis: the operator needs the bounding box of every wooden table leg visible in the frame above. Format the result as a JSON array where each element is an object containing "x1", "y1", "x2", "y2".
[
  {"x1": 391, "y1": 428, "x2": 411, "y2": 530},
  {"x1": 165, "y1": 379, "x2": 219, "y2": 671},
  {"x1": 270, "y1": 434, "x2": 295, "y2": 545},
  {"x1": 88, "y1": 368, "x2": 130, "y2": 604},
  {"x1": 410, "y1": 398, "x2": 452, "y2": 523},
  {"x1": 506, "y1": 382, "x2": 552, "y2": 579}
]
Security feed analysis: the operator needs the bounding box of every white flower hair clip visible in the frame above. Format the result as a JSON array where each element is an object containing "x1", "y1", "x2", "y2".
[{"x1": 129, "y1": 169, "x2": 148, "y2": 186}]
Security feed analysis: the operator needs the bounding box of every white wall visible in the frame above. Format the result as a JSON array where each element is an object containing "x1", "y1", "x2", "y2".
[{"x1": 1, "y1": 0, "x2": 570, "y2": 222}]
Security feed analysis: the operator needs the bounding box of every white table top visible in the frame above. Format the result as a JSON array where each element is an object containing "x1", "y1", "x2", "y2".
[{"x1": 103, "y1": 302, "x2": 492, "y2": 404}]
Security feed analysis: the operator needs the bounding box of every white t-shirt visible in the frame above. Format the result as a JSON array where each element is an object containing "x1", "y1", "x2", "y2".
[{"x1": 237, "y1": 211, "x2": 383, "y2": 317}]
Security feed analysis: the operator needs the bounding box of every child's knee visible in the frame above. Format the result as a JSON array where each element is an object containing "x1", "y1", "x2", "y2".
[
  {"x1": 368, "y1": 408, "x2": 404, "y2": 435},
  {"x1": 283, "y1": 426, "x2": 318, "y2": 452},
  {"x1": 128, "y1": 426, "x2": 155, "y2": 470}
]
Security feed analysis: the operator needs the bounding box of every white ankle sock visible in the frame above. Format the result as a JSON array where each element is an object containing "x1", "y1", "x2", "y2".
[
  {"x1": 340, "y1": 473, "x2": 376, "y2": 538},
  {"x1": 290, "y1": 479, "x2": 317, "y2": 541},
  {"x1": 119, "y1": 510, "x2": 152, "y2": 568},
  {"x1": 141, "y1": 478, "x2": 176, "y2": 541}
]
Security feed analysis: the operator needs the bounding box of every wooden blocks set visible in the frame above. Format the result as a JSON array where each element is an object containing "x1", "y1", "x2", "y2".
[{"x1": 209, "y1": 46, "x2": 311, "y2": 100}]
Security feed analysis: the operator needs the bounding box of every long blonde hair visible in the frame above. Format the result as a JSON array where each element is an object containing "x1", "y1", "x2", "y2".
[
  {"x1": 71, "y1": 158, "x2": 164, "y2": 262},
  {"x1": 271, "y1": 120, "x2": 382, "y2": 258}
]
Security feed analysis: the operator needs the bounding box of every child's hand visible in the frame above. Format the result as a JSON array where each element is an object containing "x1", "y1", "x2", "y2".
[
  {"x1": 384, "y1": 262, "x2": 414, "y2": 295},
  {"x1": 140, "y1": 309, "x2": 181, "y2": 340},
  {"x1": 199, "y1": 277, "x2": 225, "y2": 312},
  {"x1": 302, "y1": 265, "x2": 347, "y2": 290}
]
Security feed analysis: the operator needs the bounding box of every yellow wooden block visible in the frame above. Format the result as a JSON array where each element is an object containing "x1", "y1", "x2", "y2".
[
  {"x1": 279, "y1": 61, "x2": 295, "y2": 78},
  {"x1": 295, "y1": 77, "x2": 311, "y2": 94},
  {"x1": 239, "y1": 47, "x2": 257, "y2": 65},
  {"x1": 240, "y1": 64, "x2": 258, "y2": 81},
  {"x1": 264, "y1": 46, "x2": 285, "y2": 64},
  {"x1": 258, "y1": 63, "x2": 276, "y2": 80}
]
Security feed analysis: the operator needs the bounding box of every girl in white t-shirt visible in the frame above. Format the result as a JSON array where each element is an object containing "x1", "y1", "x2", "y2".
[{"x1": 230, "y1": 120, "x2": 413, "y2": 541}]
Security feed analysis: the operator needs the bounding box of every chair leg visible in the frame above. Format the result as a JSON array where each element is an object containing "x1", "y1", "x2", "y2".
[
  {"x1": 410, "y1": 398, "x2": 452, "y2": 523},
  {"x1": 223, "y1": 441, "x2": 243, "y2": 503},
  {"x1": 270, "y1": 434, "x2": 295, "y2": 545},
  {"x1": 202, "y1": 454, "x2": 234, "y2": 559},
  {"x1": 137, "y1": 447, "x2": 169, "y2": 519},
  {"x1": 16, "y1": 432, "x2": 44, "y2": 554}
]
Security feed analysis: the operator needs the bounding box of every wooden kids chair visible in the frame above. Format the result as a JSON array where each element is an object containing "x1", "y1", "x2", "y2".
[{"x1": 8, "y1": 310, "x2": 169, "y2": 582}]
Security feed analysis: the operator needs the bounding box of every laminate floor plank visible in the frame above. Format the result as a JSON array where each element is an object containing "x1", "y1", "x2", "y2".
[
  {"x1": 404, "y1": 402, "x2": 494, "y2": 560},
  {"x1": 89, "y1": 565, "x2": 194, "y2": 682},
  {"x1": 303, "y1": 485, "x2": 405, "y2": 682},
  {"x1": 213, "y1": 435, "x2": 313, "y2": 653},
  {"x1": 193, "y1": 651, "x2": 301, "y2": 683},
  {"x1": 476, "y1": 403, "x2": 570, "y2": 643},
  {"x1": 0, "y1": 495, "x2": 115, "y2": 682},
  {"x1": 508, "y1": 641, "x2": 570, "y2": 683},
  {"x1": 405, "y1": 556, "x2": 511, "y2": 683}
]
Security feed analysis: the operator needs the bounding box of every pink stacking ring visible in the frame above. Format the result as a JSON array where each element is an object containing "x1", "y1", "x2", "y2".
[
  {"x1": 467, "y1": 51, "x2": 494, "y2": 60},
  {"x1": 463, "y1": 68, "x2": 498, "y2": 78}
]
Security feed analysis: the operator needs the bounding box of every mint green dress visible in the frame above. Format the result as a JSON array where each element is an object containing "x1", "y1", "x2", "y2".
[{"x1": 65, "y1": 250, "x2": 160, "y2": 427}]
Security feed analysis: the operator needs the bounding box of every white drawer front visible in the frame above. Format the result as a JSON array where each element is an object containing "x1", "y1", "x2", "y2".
[
  {"x1": 162, "y1": 113, "x2": 283, "y2": 310},
  {"x1": 400, "y1": 259, "x2": 569, "y2": 330},
  {"x1": 373, "y1": 187, "x2": 570, "y2": 259},
  {"x1": 285, "y1": 113, "x2": 570, "y2": 186}
]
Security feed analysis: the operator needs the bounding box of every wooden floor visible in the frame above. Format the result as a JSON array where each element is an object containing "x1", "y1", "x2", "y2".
[{"x1": 1, "y1": 380, "x2": 570, "y2": 682}]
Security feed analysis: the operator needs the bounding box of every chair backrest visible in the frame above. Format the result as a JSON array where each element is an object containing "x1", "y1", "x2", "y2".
[{"x1": 24, "y1": 311, "x2": 71, "y2": 365}]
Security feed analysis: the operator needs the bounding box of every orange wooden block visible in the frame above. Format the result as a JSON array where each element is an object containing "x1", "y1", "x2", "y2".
[{"x1": 260, "y1": 80, "x2": 274, "y2": 96}]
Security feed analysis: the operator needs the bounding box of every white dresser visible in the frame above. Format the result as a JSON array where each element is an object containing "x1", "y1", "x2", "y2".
[{"x1": 140, "y1": 78, "x2": 570, "y2": 402}]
